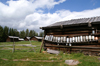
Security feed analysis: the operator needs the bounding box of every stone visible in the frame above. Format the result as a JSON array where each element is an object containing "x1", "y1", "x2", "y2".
[
  {"x1": 47, "y1": 49, "x2": 60, "y2": 54},
  {"x1": 65, "y1": 60, "x2": 79, "y2": 65},
  {"x1": 98, "y1": 58, "x2": 100, "y2": 60}
]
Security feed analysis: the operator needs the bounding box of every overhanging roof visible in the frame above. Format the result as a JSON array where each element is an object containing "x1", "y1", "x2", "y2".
[{"x1": 40, "y1": 16, "x2": 100, "y2": 30}]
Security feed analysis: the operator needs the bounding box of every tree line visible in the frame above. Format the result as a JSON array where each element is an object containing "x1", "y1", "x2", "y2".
[{"x1": 0, "y1": 25, "x2": 44, "y2": 42}]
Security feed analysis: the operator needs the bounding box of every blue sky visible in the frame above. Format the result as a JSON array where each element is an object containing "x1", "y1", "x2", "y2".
[
  {"x1": 1, "y1": 0, "x2": 100, "y2": 13},
  {"x1": 0, "y1": 0, "x2": 100, "y2": 32},
  {"x1": 49, "y1": 0, "x2": 100, "y2": 13}
]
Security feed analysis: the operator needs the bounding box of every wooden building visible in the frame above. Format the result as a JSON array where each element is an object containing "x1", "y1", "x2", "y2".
[
  {"x1": 24, "y1": 37, "x2": 30, "y2": 41},
  {"x1": 6, "y1": 36, "x2": 24, "y2": 42},
  {"x1": 30, "y1": 36, "x2": 43, "y2": 42},
  {"x1": 40, "y1": 16, "x2": 100, "y2": 55},
  {"x1": 30, "y1": 36, "x2": 38, "y2": 41},
  {"x1": 35, "y1": 36, "x2": 43, "y2": 42}
]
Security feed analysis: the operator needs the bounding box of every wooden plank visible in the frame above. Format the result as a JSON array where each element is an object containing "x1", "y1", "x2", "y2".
[
  {"x1": 71, "y1": 49, "x2": 100, "y2": 52},
  {"x1": 46, "y1": 31, "x2": 91, "y2": 34},
  {"x1": 45, "y1": 45, "x2": 100, "y2": 49},
  {"x1": 46, "y1": 29, "x2": 92, "y2": 33}
]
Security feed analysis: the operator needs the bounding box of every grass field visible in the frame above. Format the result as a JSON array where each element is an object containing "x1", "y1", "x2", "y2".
[{"x1": 0, "y1": 41, "x2": 100, "y2": 66}]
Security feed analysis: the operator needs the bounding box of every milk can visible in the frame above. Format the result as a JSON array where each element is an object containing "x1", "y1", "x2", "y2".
[
  {"x1": 63, "y1": 37, "x2": 66, "y2": 43},
  {"x1": 47, "y1": 36, "x2": 49, "y2": 41},
  {"x1": 86, "y1": 36, "x2": 88, "y2": 41},
  {"x1": 91, "y1": 36, "x2": 94, "y2": 41},
  {"x1": 49, "y1": 35, "x2": 51, "y2": 41},
  {"x1": 72, "y1": 37, "x2": 75, "y2": 42},
  {"x1": 69, "y1": 43, "x2": 72, "y2": 46},
  {"x1": 56, "y1": 37, "x2": 58, "y2": 42},
  {"x1": 70, "y1": 38, "x2": 72, "y2": 43},
  {"x1": 80, "y1": 36, "x2": 83, "y2": 42},
  {"x1": 95, "y1": 37, "x2": 98, "y2": 40},
  {"x1": 78, "y1": 36, "x2": 80, "y2": 42},
  {"x1": 54, "y1": 36, "x2": 55, "y2": 42},
  {"x1": 89, "y1": 35, "x2": 91, "y2": 41},
  {"x1": 82, "y1": 36, "x2": 85, "y2": 42},
  {"x1": 66, "y1": 43, "x2": 68, "y2": 46},
  {"x1": 57, "y1": 37, "x2": 60, "y2": 42},
  {"x1": 61, "y1": 37, "x2": 63, "y2": 42},
  {"x1": 66, "y1": 38, "x2": 69, "y2": 43},
  {"x1": 51, "y1": 35, "x2": 53, "y2": 41},
  {"x1": 92, "y1": 30, "x2": 95, "y2": 34},
  {"x1": 46, "y1": 36, "x2": 48, "y2": 40},
  {"x1": 75, "y1": 37, "x2": 78, "y2": 42},
  {"x1": 52, "y1": 36, "x2": 54, "y2": 41}
]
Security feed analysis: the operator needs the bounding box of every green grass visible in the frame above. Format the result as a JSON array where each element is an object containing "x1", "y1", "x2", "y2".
[{"x1": 0, "y1": 41, "x2": 100, "y2": 66}]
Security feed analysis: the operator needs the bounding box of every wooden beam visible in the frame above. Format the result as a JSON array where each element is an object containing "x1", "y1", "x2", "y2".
[
  {"x1": 45, "y1": 45, "x2": 100, "y2": 49},
  {"x1": 39, "y1": 37, "x2": 44, "y2": 53}
]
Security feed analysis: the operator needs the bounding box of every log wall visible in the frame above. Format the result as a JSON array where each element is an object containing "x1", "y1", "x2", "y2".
[{"x1": 43, "y1": 25, "x2": 100, "y2": 55}]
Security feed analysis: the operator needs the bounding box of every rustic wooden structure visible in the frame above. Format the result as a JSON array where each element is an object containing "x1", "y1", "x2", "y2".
[
  {"x1": 35, "y1": 36, "x2": 43, "y2": 42},
  {"x1": 40, "y1": 16, "x2": 100, "y2": 55},
  {"x1": 30, "y1": 36, "x2": 43, "y2": 41},
  {"x1": 6, "y1": 36, "x2": 24, "y2": 42},
  {"x1": 24, "y1": 37, "x2": 30, "y2": 41},
  {"x1": 30, "y1": 36, "x2": 38, "y2": 41}
]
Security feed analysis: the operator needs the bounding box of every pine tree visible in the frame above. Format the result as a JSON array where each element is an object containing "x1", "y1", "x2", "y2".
[
  {"x1": 0, "y1": 26, "x2": 3, "y2": 42},
  {"x1": 11, "y1": 28, "x2": 14, "y2": 36},
  {"x1": 26, "y1": 29, "x2": 29, "y2": 37},
  {"x1": 14, "y1": 29, "x2": 19, "y2": 37},
  {"x1": 9, "y1": 28, "x2": 12, "y2": 36},
  {"x1": 19, "y1": 30, "x2": 25, "y2": 38},
  {"x1": 3, "y1": 26, "x2": 9, "y2": 42},
  {"x1": 29, "y1": 30, "x2": 33, "y2": 37}
]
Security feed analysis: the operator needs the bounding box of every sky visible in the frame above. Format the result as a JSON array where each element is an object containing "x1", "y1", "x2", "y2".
[{"x1": 0, "y1": 0, "x2": 100, "y2": 33}]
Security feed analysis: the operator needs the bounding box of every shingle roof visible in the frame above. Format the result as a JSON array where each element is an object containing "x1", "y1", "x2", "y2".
[{"x1": 41, "y1": 16, "x2": 100, "y2": 29}]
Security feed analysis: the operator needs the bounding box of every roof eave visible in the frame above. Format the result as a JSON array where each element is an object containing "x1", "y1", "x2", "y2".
[{"x1": 40, "y1": 23, "x2": 88, "y2": 30}]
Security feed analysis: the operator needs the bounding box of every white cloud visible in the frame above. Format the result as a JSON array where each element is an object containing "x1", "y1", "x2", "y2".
[{"x1": 0, "y1": 0, "x2": 100, "y2": 33}]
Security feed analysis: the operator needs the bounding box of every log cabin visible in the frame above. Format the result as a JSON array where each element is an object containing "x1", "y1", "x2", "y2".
[
  {"x1": 6, "y1": 36, "x2": 24, "y2": 42},
  {"x1": 24, "y1": 37, "x2": 30, "y2": 41},
  {"x1": 35, "y1": 36, "x2": 43, "y2": 42},
  {"x1": 30, "y1": 36, "x2": 38, "y2": 41},
  {"x1": 40, "y1": 16, "x2": 100, "y2": 55},
  {"x1": 30, "y1": 36, "x2": 43, "y2": 42}
]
